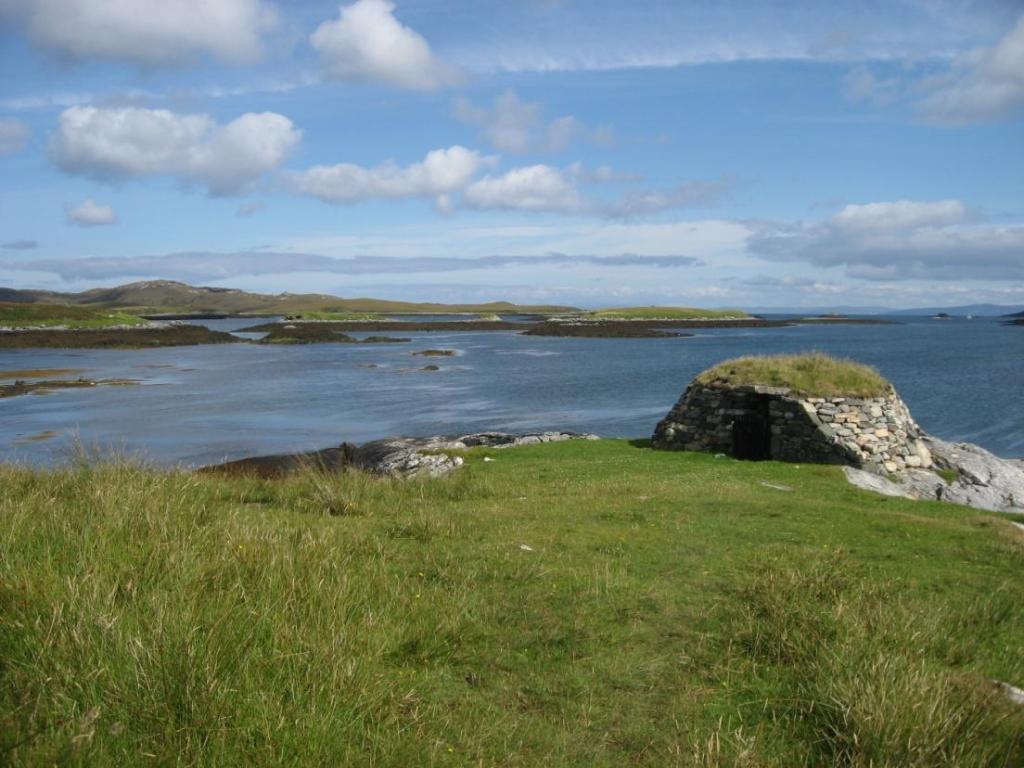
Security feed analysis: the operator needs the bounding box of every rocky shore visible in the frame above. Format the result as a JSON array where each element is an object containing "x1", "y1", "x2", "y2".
[
  {"x1": 256, "y1": 323, "x2": 410, "y2": 345},
  {"x1": 844, "y1": 436, "x2": 1024, "y2": 514},
  {"x1": 203, "y1": 431, "x2": 600, "y2": 478},
  {"x1": 523, "y1": 321, "x2": 692, "y2": 338},
  {"x1": 0, "y1": 325, "x2": 239, "y2": 348},
  {"x1": 1, "y1": 377, "x2": 137, "y2": 398}
]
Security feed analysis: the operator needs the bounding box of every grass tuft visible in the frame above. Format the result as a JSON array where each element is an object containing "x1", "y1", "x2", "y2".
[{"x1": 695, "y1": 352, "x2": 890, "y2": 397}]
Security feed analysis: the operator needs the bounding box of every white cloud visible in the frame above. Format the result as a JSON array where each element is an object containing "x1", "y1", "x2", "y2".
[
  {"x1": 311, "y1": 0, "x2": 461, "y2": 91},
  {"x1": 290, "y1": 146, "x2": 491, "y2": 207},
  {"x1": 66, "y1": 199, "x2": 117, "y2": 227},
  {"x1": 1, "y1": 250, "x2": 703, "y2": 282},
  {"x1": 463, "y1": 165, "x2": 582, "y2": 213},
  {"x1": 453, "y1": 90, "x2": 598, "y2": 153},
  {"x1": 51, "y1": 106, "x2": 301, "y2": 196},
  {"x1": 0, "y1": 118, "x2": 29, "y2": 154},
  {"x1": 0, "y1": 0, "x2": 276, "y2": 65},
  {"x1": 748, "y1": 200, "x2": 1024, "y2": 280},
  {"x1": 831, "y1": 200, "x2": 969, "y2": 232},
  {"x1": 919, "y1": 14, "x2": 1024, "y2": 124}
]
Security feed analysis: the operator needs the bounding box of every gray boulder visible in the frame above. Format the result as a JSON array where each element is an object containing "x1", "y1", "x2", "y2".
[
  {"x1": 844, "y1": 436, "x2": 1024, "y2": 514},
  {"x1": 351, "y1": 431, "x2": 598, "y2": 477},
  {"x1": 205, "y1": 431, "x2": 599, "y2": 479}
]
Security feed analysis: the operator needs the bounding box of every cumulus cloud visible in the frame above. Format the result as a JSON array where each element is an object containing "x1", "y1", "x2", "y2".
[
  {"x1": 918, "y1": 14, "x2": 1024, "y2": 124},
  {"x1": 0, "y1": 250, "x2": 703, "y2": 282},
  {"x1": 0, "y1": 0, "x2": 276, "y2": 65},
  {"x1": 66, "y1": 199, "x2": 117, "y2": 227},
  {"x1": 51, "y1": 106, "x2": 301, "y2": 196},
  {"x1": 1, "y1": 239, "x2": 37, "y2": 250},
  {"x1": 453, "y1": 90, "x2": 608, "y2": 153},
  {"x1": 311, "y1": 0, "x2": 461, "y2": 90},
  {"x1": 290, "y1": 146, "x2": 492, "y2": 209},
  {"x1": 462, "y1": 163, "x2": 730, "y2": 217},
  {"x1": 748, "y1": 199, "x2": 1024, "y2": 280},
  {"x1": 0, "y1": 118, "x2": 29, "y2": 154},
  {"x1": 463, "y1": 165, "x2": 583, "y2": 213}
]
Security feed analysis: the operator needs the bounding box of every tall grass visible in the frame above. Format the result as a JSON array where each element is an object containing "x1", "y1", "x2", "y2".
[{"x1": 1, "y1": 441, "x2": 1021, "y2": 765}]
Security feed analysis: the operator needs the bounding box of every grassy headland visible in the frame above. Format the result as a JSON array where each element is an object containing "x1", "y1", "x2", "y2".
[
  {"x1": 285, "y1": 311, "x2": 384, "y2": 322},
  {"x1": 0, "y1": 281, "x2": 578, "y2": 317},
  {"x1": 0, "y1": 303, "x2": 148, "y2": 330},
  {"x1": 587, "y1": 306, "x2": 753, "y2": 321},
  {"x1": 1, "y1": 440, "x2": 1022, "y2": 765},
  {"x1": 695, "y1": 353, "x2": 891, "y2": 398}
]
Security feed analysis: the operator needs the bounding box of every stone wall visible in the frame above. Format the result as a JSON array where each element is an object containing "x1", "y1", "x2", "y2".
[{"x1": 652, "y1": 383, "x2": 933, "y2": 474}]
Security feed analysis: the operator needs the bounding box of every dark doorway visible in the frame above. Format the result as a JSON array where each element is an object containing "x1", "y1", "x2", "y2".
[{"x1": 731, "y1": 397, "x2": 771, "y2": 460}]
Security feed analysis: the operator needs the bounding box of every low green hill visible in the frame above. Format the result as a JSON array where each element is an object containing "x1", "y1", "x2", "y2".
[
  {"x1": 587, "y1": 306, "x2": 752, "y2": 320},
  {"x1": 0, "y1": 302, "x2": 147, "y2": 329},
  {"x1": 0, "y1": 281, "x2": 579, "y2": 317}
]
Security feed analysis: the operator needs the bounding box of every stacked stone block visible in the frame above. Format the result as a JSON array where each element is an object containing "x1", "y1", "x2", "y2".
[{"x1": 652, "y1": 383, "x2": 932, "y2": 474}]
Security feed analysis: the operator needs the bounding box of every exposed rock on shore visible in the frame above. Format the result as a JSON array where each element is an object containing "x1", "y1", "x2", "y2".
[
  {"x1": 0, "y1": 377, "x2": 138, "y2": 398},
  {"x1": 0, "y1": 325, "x2": 239, "y2": 349},
  {"x1": 257, "y1": 324, "x2": 410, "y2": 344},
  {"x1": 524, "y1": 321, "x2": 692, "y2": 338},
  {"x1": 844, "y1": 437, "x2": 1024, "y2": 514},
  {"x1": 204, "y1": 431, "x2": 600, "y2": 479}
]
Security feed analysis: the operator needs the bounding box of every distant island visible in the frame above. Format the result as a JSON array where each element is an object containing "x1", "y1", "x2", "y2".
[
  {"x1": 0, "y1": 280, "x2": 906, "y2": 348},
  {"x1": 0, "y1": 279, "x2": 579, "y2": 318}
]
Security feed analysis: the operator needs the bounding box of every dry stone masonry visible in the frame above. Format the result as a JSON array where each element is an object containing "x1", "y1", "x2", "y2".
[{"x1": 652, "y1": 383, "x2": 933, "y2": 474}]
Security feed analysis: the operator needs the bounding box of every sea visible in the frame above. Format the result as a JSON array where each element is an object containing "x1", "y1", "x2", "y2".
[{"x1": 1, "y1": 315, "x2": 1021, "y2": 466}]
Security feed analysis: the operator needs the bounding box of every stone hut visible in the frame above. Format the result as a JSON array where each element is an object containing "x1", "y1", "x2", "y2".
[{"x1": 652, "y1": 355, "x2": 933, "y2": 474}]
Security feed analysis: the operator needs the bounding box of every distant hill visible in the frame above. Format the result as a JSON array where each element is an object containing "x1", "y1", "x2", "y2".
[
  {"x1": 0, "y1": 280, "x2": 579, "y2": 316},
  {"x1": 748, "y1": 304, "x2": 1024, "y2": 317},
  {"x1": 887, "y1": 304, "x2": 1024, "y2": 317}
]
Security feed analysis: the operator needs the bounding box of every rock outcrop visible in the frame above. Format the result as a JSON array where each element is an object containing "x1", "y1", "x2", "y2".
[
  {"x1": 844, "y1": 436, "x2": 1024, "y2": 514},
  {"x1": 205, "y1": 431, "x2": 599, "y2": 479}
]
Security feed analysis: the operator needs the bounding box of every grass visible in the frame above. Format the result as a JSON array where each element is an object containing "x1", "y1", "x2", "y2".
[
  {"x1": 0, "y1": 303, "x2": 148, "y2": 329},
  {"x1": 696, "y1": 352, "x2": 891, "y2": 398},
  {"x1": 587, "y1": 306, "x2": 752, "y2": 320},
  {"x1": 1, "y1": 440, "x2": 1022, "y2": 766},
  {"x1": 288, "y1": 311, "x2": 385, "y2": 321}
]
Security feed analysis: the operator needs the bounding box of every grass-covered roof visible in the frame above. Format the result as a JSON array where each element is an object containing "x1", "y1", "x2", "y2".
[{"x1": 695, "y1": 353, "x2": 890, "y2": 398}]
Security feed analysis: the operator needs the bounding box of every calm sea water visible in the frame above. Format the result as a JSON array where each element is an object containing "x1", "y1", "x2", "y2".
[{"x1": 2, "y1": 316, "x2": 1021, "y2": 466}]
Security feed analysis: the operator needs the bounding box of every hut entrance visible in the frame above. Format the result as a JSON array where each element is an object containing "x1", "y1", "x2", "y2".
[{"x1": 731, "y1": 396, "x2": 771, "y2": 460}]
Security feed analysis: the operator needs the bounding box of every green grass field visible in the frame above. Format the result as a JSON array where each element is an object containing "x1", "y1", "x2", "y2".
[
  {"x1": 0, "y1": 303, "x2": 148, "y2": 329},
  {"x1": 288, "y1": 311, "x2": 385, "y2": 321},
  {"x1": 588, "y1": 307, "x2": 753, "y2": 320},
  {"x1": 696, "y1": 353, "x2": 890, "y2": 398},
  {"x1": 2, "y1": 440, "x2": 1022, "y2": 765}
]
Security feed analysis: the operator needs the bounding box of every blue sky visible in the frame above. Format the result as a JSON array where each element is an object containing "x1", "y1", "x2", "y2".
[{"x1": 0, "y1": 0, "x2": 1022, "y2": 308}]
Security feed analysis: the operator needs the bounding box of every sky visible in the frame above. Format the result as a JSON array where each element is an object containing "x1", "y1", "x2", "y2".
[{"x1": 0, "y1": 0, "x2": 1022, "y2": 309}]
